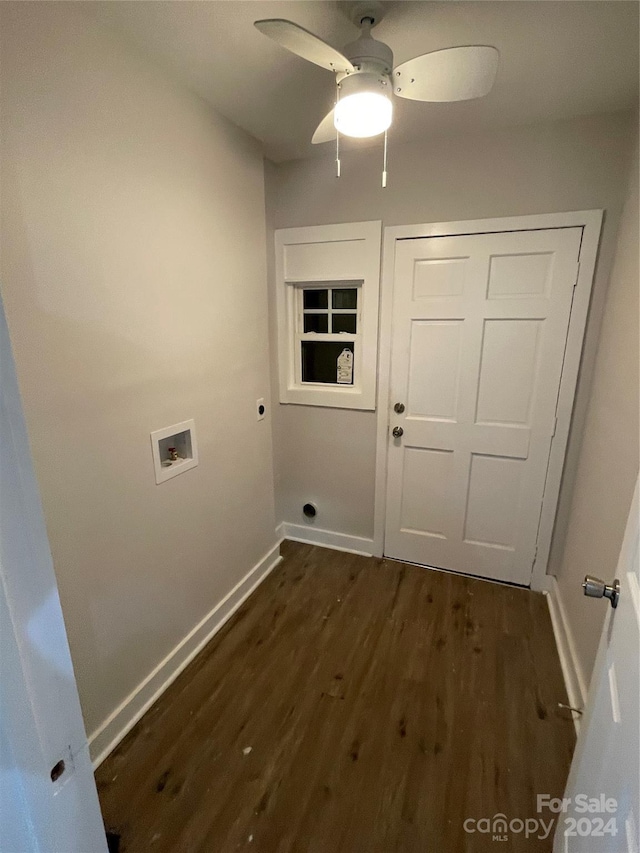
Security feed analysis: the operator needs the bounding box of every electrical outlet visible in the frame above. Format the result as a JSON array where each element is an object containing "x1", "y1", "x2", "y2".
[{"x1": 257, "y1": 398, "x2": 266, "y2": 421}]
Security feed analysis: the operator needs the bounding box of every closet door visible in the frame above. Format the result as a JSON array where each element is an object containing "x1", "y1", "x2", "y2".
[{"x1": 384, "y1": 227, "x2": 581, "y2": 585}]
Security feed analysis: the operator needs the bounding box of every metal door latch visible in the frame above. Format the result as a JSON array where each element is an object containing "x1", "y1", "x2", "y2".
[{"x1": 582, "y1": 575, "x2": 620, "y2": 609}]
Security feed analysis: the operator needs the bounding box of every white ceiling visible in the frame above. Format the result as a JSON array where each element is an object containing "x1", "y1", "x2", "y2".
[{"x1": 89, "y1": 1, "x2": 639, "y2": 162}]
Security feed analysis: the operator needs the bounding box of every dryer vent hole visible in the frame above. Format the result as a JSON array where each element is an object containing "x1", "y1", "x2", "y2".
[{"x1": 303, "y1": 503, "x2": 317, "y2": 519}]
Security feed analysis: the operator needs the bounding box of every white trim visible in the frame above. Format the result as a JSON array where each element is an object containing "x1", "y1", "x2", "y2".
[
  {"x1": 373, "y1": 210, "x2": 603, "y2": 583},
  {"x1": 372, "y1": 223, "x2": 399, "y2": 558},
  {"x1": 375, "y1": 210, "x2": 602, "y2": 241},
  {"x1": 89, "y1": 542, "x2": 282, "y2": 767},
  {"x1": 279, "y1": 522, "x2": 374, "y2": 557},
  {"x1": 543, "y1": 577, "x2": 589, "y2": 734},
  {"x1": 530, "y1": 211, "x2": 603, "y2": 590},
  {"x1": 275, "y1": 221, "x2": 382, "y2": 410}
]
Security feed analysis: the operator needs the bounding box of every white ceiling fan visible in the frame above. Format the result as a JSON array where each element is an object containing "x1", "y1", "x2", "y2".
[{"x1": 255, "y1": 2, "x2": 499, "y2": 145}]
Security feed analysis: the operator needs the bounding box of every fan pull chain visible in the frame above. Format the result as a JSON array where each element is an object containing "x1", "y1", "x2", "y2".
[
  {"x1": 382, "y1": 129, "x2": 388, "y2": 188},
  {"x1": 335, "y1": 81, "x2": 341, "y2": 178}
]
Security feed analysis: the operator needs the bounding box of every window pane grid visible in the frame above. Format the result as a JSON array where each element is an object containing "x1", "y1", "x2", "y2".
[
  {"x1": 300, "y1": 291, "x2": 358, "y2": 334},
  {"x1": 296, "y1": 284, "x2": 360, "y2": 384}
]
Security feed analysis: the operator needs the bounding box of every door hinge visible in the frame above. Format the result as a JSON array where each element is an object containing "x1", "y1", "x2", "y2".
[
  {"x1": 552, "y1": 416, "x2": 558, "y2": 437},
  {"x1": 573, "y1": 261, "x2": 580, "y2": 287}
]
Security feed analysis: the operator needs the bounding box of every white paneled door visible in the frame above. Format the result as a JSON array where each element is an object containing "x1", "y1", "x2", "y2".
[
  {"x1": 385, "y1": 227, "x2": 582, "y2": 585},
  {"x1": 554, "y1": 481, "x2": 639, "y2": 852}
]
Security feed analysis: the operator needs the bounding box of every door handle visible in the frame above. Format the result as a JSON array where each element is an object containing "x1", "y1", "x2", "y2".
[
  {"x1": 392, "y1": 426, "x2": 404, "y2": 438},
  {"x1": 583, "y1": 575, "x2": 620, "y2": 609},
  {"x1": 394, "y1": 402, "x2": 405, "y2": 414}
]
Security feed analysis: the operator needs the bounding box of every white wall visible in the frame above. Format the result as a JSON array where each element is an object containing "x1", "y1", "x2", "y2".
[
  {"x1": 555, "y1": 134, "x2": 639, "y2": 686},
  {"x1": 266, "y1": 110, "x2": 635, "y2": 553},
  {"x1": 0, "y1": 2, "x2": 277, "y2": 748}
]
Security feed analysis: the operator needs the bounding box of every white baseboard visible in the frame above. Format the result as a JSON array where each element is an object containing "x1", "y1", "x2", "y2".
[
  {"x1": 278, "y1": 522, "x2": 374, "y2": 557},
  {"x1": 89, "y1": 542, "x2": 282, "y2": 767},
  {"x1": 543, "y1": 575, "x2": 587, "y2": 734}
]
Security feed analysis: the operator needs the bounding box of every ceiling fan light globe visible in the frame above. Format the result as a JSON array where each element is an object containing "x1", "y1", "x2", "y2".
[{"x1": 334, "y1": 92, "x2": 392, "y2": 138}]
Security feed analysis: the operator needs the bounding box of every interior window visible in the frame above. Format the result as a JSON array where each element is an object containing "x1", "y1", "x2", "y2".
[
  {"x1": 276, "y1": 221, "x2": 381, "y2": 410},
  {"x1": 299, "y1": 283, "x2": 359, "y2": 385}
]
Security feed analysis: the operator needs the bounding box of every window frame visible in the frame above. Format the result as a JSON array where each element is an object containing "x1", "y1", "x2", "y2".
[{"x1": 275, "y1": 221, "x2": 382, "y2": 410}]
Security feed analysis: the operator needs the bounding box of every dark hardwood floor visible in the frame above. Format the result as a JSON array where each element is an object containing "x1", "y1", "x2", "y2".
[{"x1": 96, "y1": 541, "x2": 576, "y2": 852}]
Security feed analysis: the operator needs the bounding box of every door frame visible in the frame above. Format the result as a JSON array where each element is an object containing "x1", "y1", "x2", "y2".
[{"x1": 372, "y1": 210, "x2": 603, "y2": 590}]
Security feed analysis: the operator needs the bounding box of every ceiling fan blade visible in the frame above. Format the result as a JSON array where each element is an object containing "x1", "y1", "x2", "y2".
[
  {"x1": 394, "y1": 46, "x2": 499, "y2": 102},
  {"x1": 254, "y1": 19, "x2": 355, "y2": 74},
  {"x1": 312, "y1": 109, "x2": 336, "y2": 145}
]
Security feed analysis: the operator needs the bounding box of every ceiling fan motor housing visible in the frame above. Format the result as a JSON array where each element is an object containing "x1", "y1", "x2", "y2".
[
  {"x1": 341, "y1": 33, "x2": 393, "y2": 75},
  {"x1": 337, "y1": 34, "x2": 394, "y2": 105}
]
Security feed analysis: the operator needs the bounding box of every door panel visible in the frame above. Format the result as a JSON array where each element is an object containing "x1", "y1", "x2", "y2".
[
  {"x1": 400, "y1": 447, "x2": 454, "y2": 536},
  {"x1": 475, "y1": 318, "x2": 541, "y2": 425},
  {"x1": 385, "y1": 227, "x2": 582, "y2": 585},
  {"x1": 464, "y1": 453, "x2": 524, "y2": 548},
  {"x1": 407, "y1": 320, "x2": 462, "y2": 419},
  {"x1": 487, "y1": 250, "x2": 554, "y2": 298},
  {"x1": 412, "y1": 256, "x2": 469, "y2": 298}
]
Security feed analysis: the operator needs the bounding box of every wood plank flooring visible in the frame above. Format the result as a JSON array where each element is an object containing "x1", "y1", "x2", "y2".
[{"x1": 96, "y1": 541, "x2": 576, "y2": 852}]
